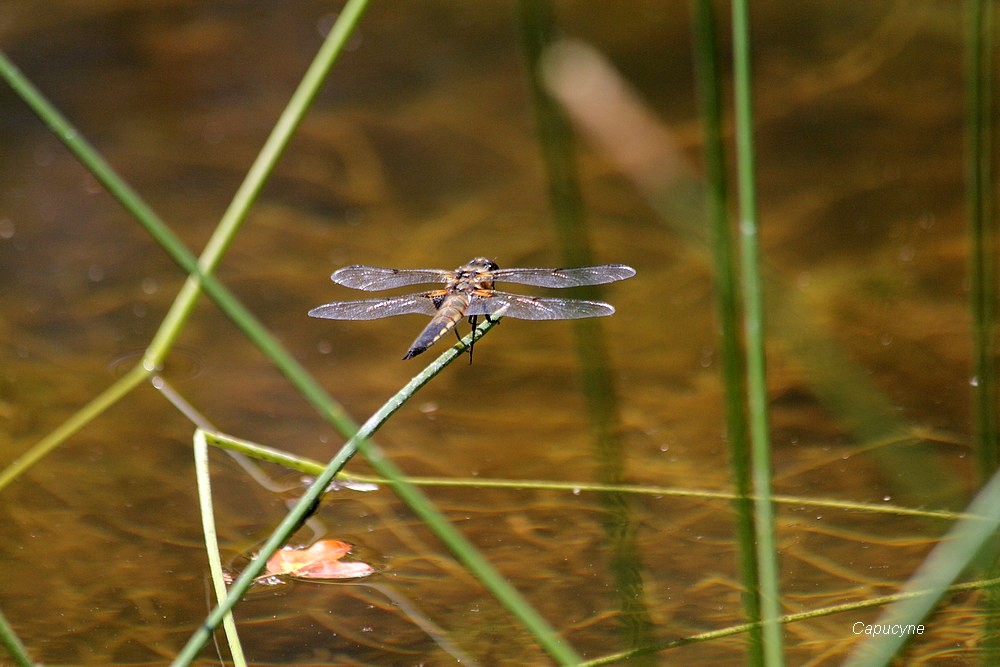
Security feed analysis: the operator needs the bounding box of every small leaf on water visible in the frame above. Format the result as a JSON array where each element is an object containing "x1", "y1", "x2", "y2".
[
  {"x1": 264, "y1": 539, "x2": 374, "y2": 580},
  {"x1": 297, "y1": 559, "x2": 376, "y2": 579}
]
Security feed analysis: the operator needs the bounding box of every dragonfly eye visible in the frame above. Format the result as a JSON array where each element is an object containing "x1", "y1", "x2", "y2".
[{"x1": 468, "y1": 257, "x2": 499, "y2": 272}]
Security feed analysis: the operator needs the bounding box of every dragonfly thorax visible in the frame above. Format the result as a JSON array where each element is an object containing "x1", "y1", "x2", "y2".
[{"x1": 451, "y1": 257, "x2": 499, "y2": 293}]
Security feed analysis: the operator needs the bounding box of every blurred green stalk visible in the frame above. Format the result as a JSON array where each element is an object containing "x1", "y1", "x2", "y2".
[
  {"x1": 965, "y1": 0, "x2": 1000, "y2": 661},
  {"x1": 692, "y1": 0, "x2": 763, "y2": 663},
  {"x1": 966, "y1": 0, "x2": 998, "y2": 484},
  {"x1": 518, "y1": 0, "x2": 655, "y2": 658},
  {"x1": 730, "y1": 1, "x2": 784, "y2": 664}
]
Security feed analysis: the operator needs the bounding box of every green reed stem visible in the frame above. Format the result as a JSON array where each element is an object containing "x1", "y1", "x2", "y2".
[
  {"x1": 192, "y1": 430, "x2": 246, "y2": 666},
  {"x1": 0, "y1": 50, "x2": 213, "y2": 318},
  {"x1": 692, "y1": 0, "x2": 763, "y2": 663},
  {"x1": 966, "y1": 0, "x2": 998, "y2": 481},
  {"x1": 964, "y1": 0, "x2": 1000, "y2": 661},
  {"x1": 517, "y1": 0, "x2": 654, "y2": 658},
  {"x1": 731, "y1": 2, "x2": 783, "y2": 664},
  {"x1": 0, "y1": 607, "x2": 33, "y2": 667},
  {"x1": 519, "y1": 0, "x2": 591, "y2": 268},
  {"x1": 174, "y1": 316, "x2": 582, "y2": 667}
]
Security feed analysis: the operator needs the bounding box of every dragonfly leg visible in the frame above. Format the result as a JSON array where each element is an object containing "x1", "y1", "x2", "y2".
[{"x1": 465, "y1": 315, "x2": 479, "y2": 365}]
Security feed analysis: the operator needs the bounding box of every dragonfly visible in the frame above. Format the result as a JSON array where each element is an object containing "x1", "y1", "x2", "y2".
[{"x1": 308, "y1": 257, "x2": 635, "y2": 361}]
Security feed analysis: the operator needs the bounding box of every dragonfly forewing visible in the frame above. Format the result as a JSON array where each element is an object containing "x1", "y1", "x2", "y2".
[
  {"x1": 308, "y1": 294, "x2": 438, "y2": 320},
  {"x1": 331, "y1": 266, "x2": 450, "y2": 291},
  {"x1": 490, "y1": 264, "x2": 636, "y2": 288}
]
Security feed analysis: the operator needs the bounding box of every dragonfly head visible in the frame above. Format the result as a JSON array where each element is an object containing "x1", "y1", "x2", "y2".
[
  {"x1": 465, "y1": 257, "x2": 499, "y2": 273},
  {"x1": 458, "y1": 257, "x2": 499, "y2": 286}
]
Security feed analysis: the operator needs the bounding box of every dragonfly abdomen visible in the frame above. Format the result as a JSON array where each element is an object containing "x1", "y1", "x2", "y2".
[{"x1": 403, "y1": 294, "x2": 470, "y2": 359}]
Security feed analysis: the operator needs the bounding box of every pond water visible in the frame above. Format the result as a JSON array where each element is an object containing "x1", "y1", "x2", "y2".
[{"x1": 0, "y1": 1, "x2": 986, "y2": 664}]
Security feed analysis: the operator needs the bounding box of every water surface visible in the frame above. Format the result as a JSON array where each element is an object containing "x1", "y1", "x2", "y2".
[{"x1": 0, "y1": 1, "x2": 983, "y2": 663}]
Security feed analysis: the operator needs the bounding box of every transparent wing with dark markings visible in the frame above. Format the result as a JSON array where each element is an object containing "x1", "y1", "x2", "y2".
[
  {"x1": 308, "y1": 294, "x2": 438, "y2": 320},
  {"x1": 489, "y1": 264, "x2": 635, "y2": 288},
  {"x1": 464, "y1": 292, "x2": 615, "y2": 320},
  {"x1": 330, "y1": 266, "x2": 450, "y2": 291}
]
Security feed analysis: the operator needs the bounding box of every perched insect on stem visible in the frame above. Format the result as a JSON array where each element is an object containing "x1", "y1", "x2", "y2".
[{"x1": 309, "y1": 257, "x2": 636, "y2": 361}]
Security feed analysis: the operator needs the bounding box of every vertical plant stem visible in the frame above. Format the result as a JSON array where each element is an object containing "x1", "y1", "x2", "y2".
[
  {"x1": 730, "y1": 2, "x2": 784, "y2": 664},
  {"x1": 517, "y1": 0, "x2": 654, "y2": 657},
  {"x1": 965, "y1": 0, "x2": 1000, "y2": 659},
  {"x1": 192, "y1": 430, "x2": 247, "y2": 666},
  {"x1": 692, "y1": 0, "x2": 763, "y2": 663},
  {"x1": 966, "y1": 0, "x2": 998, "y2": 482},
  {"x1": 518, "y1": 0, "x2": 590, "y2": 267}
]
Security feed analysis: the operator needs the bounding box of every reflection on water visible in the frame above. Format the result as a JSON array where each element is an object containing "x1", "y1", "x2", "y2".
[{"x1": 0, "y1": 0, "x2": 986, "y2": 663}]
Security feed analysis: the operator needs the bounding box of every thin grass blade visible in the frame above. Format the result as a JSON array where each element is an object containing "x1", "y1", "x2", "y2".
[
  {"x1": 730, "y1": 1, "x2": 784, "y2": 664},
  {"x1": 192, "y1": 430, "x2": 247, "y2": 666},
  {"x1": 964, "y1": 0, "x2": 1000, "y2": 660},
  {"x1": 692, "y1": 0, "x2": 763, "y2": 662},
  {"x1": 0, "y1": 607, "x2": 33, "y2": 667}
]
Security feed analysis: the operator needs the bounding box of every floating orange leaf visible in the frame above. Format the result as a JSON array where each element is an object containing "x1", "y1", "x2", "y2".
[{"x1": 264, "y1": 539, "x2": 374, "y2": 580}]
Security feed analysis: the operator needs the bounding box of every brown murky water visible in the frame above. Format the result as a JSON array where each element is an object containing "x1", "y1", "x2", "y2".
[{"x1": 0, "y1": 1, "x2": 987, "y2": 664}]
